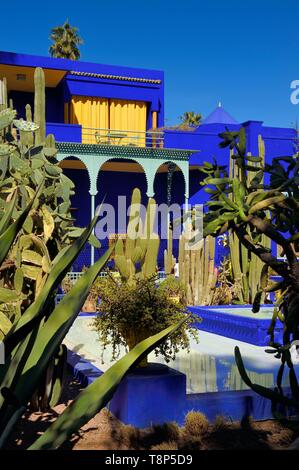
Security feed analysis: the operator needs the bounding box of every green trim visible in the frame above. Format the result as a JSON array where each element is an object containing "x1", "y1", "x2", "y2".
[{"x1": 56, "y1": 142, "x2": 192, "y2": 161}]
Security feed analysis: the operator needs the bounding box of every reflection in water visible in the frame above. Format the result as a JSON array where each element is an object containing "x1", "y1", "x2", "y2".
[
  {"x1": 156, "y1": 352, "x2": 280, "y2": 394},
  {"x1": 170, "y1": 353, "x2": 217, "y2": 393},
  {"x1": 228, "y1": 365, "x2": 274, "y2": 391},
  {"x1": 65, "y1": 316, "x2": 293, "y2": 395}
]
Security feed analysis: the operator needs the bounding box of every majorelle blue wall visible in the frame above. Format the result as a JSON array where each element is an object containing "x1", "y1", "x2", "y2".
[
  {"x1": 0, "y1": 51, "x2": 165, "y2": 131},
  {"x1": 164, "y1": 106, "x2": 296, "y2": 205}
]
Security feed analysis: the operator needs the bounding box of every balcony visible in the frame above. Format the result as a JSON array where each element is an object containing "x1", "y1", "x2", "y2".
[{"x1": 46, "y1": 122, "x2": 164, "y2": 148}]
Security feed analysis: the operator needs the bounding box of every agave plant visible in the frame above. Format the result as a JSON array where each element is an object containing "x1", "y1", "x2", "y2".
[
  {"x1": 201, "y1": 126, "x2": 299, "y2": 412},
  {"x1": 0, "y1": 185, "x2": 188, "y2": 449}
]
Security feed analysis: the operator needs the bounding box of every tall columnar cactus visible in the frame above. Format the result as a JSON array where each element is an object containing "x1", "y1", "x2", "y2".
[
  {"x1": 34, "y1": 67, "x2": 46, "y2": 144},
  {"x1": 114, "y1": 188, "x2": 160, "y2": 282},
  {"x1": 228, "y1": 135, "x2": 271, "y2": 303},
  {"x1": 164, "y1": 225, "x2": 176, "y2": 276},
  {"x1": 179, "y1": 232, "x2": 217, "y2": 305}
]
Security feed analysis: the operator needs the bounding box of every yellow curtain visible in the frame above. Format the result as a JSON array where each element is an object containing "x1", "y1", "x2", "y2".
[
  {"x1": 69, "y1": 96, "x2": 147, "y2": 146},
  {"x1": 70, "y1": 96, "x2": 109, "y2": 144},
  {"x1": 109, "y1": 99, "x2": 147, "y2": 146}
]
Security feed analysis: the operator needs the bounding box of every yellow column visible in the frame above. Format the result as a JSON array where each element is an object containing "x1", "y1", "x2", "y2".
[
  {"x1": 64, "y1": 102, "x2": 69, "y2": 124},
  {"x1": 152, "y1": 111, "x2": 158, "y2": 148}
]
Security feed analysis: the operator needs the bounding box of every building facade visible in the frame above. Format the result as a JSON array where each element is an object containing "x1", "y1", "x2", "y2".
[{"x1": 0, "y1": 51, "x2": 295, "y2": 268}]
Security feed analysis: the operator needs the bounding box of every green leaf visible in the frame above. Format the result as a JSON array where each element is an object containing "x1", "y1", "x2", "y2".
[
  {"x1": 88, "y1": 233, "x2": 101, "y2": 248},
  {"x1": 44, "y1": 164, "x2": 61, "y2": 177},
  {"x1": 0, "y1": 192, "x2": 17, "y2": 236},
  {"x1": 0, "y1": 288, "x2": 19, "y2": 304},
  {"x1": 4, "y1": 210, "x2": 107, "y2": 350},
  {"x1": 0, "y1": 144, "x2": 15, "y2": 156},
  {"x1": 0, "y1": 312, "x2": 13, "y2": 339},
  {"x1": 245, "y1": 155, "x2": 262, "y2": 163},
  {"x1": 29, "y1": 318, "x2": 186, "y2": 450},
  {"x1": 22, "y1": 215, "x2": 34, "y2": 234},
  {"x1": 41, "y1": 206, "x2": 55, "y2": 242},
  {"x1": 0, "y1": 193, "x2": 37, "y2": 266},
  {"x1": 21, "y1": 264, "x2": 41, "y2": 280},
  {"x1": 22, "y1": 249, "x2": 43, "y2": 266},
  {"x1": 206, "y1": 177, "x2": 231, "y2": 185},
  {"x1": 238, "y1": 127, "x2": 246, "y2": 155},
  {"x1": 14, "y1": 268, "x2": 24, "y2": 294},
  {"x1": 0, "y1": 108, "x2": 17, "y2": 131},
  {"x1": 48, "y1": 345, "x2": 67, "y2": 408},
  {"x1": 1, "y1": 247, "x2": 113, "y2": 427}
]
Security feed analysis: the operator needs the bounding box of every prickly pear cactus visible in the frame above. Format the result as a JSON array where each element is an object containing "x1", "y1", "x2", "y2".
[{"x1": 0, "y1": 67, "x2": 95, "y2": 337}]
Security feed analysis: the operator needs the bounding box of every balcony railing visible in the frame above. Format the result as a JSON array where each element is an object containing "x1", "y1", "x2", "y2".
[
  {"x1": 82, "y1": 127, "x2": 164, "y2": 148},
  {"x1": 46, "y1": 123, "x2": 164, "y2": 148}
]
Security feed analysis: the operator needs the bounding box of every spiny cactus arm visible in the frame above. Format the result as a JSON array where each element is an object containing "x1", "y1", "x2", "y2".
[
  {"x1": 247, "y1": 215, "x2": 296, "y2": 266},
  {"x1": 234, "y1": 225, "x2": 290, "y2": 280},
  {"x1": 234, "y1": 346, "x2": 299, "y2": 409}
]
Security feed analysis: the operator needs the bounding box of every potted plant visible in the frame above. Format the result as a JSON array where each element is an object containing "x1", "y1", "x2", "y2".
[{"x1": 93, "y1": 274, "x2": 197, "y2": 367}]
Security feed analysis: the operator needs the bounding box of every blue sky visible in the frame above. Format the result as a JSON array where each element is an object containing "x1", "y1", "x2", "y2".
[{"x1": 1, "y1": 0, "x2": 299, "y2": 128}]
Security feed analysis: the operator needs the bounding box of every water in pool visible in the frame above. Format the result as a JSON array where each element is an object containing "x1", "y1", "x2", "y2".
[{"x1": 64, "y1": 314, "x2": 294, "y2": 395}]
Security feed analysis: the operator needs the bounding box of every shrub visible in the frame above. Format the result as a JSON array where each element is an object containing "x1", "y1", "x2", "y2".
[
  {"x1": 184, "y1": 411, "x2": 209, "y2": 436},
  {"x1": 93, "y1": 275, "x2": 198, "y2": 364},
  {"x1": 150, "y1": 441, "x2": 179, "y2": 450}
]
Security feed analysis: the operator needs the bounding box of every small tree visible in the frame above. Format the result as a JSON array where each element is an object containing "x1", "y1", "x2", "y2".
[
  {"x1": 49, "y1": 20, "x2": 83, "y2": 60},
  {"x1": 201, "y1": 126, "x2": 299, "y2": 411}
]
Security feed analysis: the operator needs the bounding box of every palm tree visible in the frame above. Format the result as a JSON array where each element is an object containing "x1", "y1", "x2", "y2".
[
  {"x1": 49, "y1": 20, "x2": 83, "y2": 60},
  {"x1": 179, "y1": 111, "x2": 202, "y2": 127}
]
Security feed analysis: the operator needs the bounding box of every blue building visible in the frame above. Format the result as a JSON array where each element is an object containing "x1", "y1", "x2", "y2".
[{"x1": 0, "y1": 51, "x2": 296, "y2": 268}]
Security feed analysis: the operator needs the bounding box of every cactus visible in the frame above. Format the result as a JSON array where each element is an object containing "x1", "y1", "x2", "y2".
[
  {"x1": 0, "y1": 68, "x2": 99, "y2": 410},
  {"x1": 178, "y1": 231, "x2": 217, "y2": 306},
  {"x1": 114, "y1": 188, "x2": 160, "y2": 282},
  {"x1": 164, "y1": 225, "x2": 176, "y2": 276},
  {"x1": 228, "y1": 135, "x2": 271, "y2": 304},
  {"x1": 34, "y1": 67, "x2": 46, "y2": 144}
]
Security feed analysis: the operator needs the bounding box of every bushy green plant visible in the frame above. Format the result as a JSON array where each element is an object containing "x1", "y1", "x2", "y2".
[{"x1": 93, "y1": 274, "x2": 198, "y2": 364}]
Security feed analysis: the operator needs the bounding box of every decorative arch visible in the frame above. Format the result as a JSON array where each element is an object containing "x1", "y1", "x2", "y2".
[
  {"x1": 96, "y1": 157, "x2": 148, "y2": 223},
  {"x1": 152, "y1": 160, "x2": 187, "y2": 206},
  {"x1": 56, "y1": 154, "x2": 92, "y2": 193},
  {"x1": 96, "y1": 157, "x2": 148, "y2": 197}
]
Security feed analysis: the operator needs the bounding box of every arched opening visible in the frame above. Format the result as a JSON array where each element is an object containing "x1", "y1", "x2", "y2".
[
  {"x1": 153, "y1": 162, "x2": 186, "y2": 266},
  {"x1": 153, "y1": 161, "x2": 186, "y2": 206},
  {"x1": 59, "y1": 156, "x2": 91, "y2": 270},
  {"x1": 95, "y1": 158, "x2": 147, "y2": 261}
]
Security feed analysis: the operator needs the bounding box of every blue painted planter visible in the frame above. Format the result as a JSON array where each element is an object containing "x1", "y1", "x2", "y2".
[
  {"x1": 109, "y1": 363, "x2": 186, "y2": 428},
  {"x1": 188, "y1": 305, "x2": 283, "y2": 346}
]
